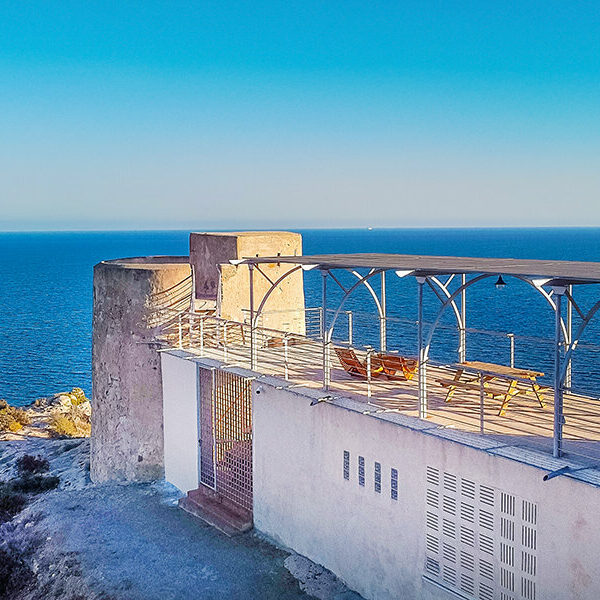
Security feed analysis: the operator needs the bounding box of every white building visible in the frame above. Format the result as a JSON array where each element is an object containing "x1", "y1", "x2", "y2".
[{"x1": 93, "y1": 231, "x2": 600, "y2": 600}]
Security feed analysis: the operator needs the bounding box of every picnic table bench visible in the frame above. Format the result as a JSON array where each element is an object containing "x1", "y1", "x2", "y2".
[{"x1": 436, "y1": 360, "x2": 548, "y2": 417}]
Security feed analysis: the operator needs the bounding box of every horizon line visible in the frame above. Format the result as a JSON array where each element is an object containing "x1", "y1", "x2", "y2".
[{"x1": 1, "y1": 225, "x2": 600, "y2": 234}]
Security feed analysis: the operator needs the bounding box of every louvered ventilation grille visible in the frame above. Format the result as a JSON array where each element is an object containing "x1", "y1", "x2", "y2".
[
  {"x1": 424, "y1": 466, "x2": 538, "y2": 600},
  {"x1": 391, "y1": 468, "x2": 398, "y2": 501},
  {"x1": 374, "y1": 462, "x2": 382, "y2": 493},
  {"x1": 343, "y1": 451, "x2": 350, "y2": 480},
  {"x1": 358, "y1": 456, "x2": 365, "y2": 487}
]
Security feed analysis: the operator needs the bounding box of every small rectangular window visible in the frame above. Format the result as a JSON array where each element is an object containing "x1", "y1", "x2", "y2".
[
  {"x1": 358, "y1": 456, "x2": 365, "y2": 486},
  {"x1": 343, "y1": 451, "x2": 350, "y2": 480},
  {"x1": 374, "y1": 461, "x2": 381, "y2": 493},
  {"x1": 391, "y1": 468, "x2": 398, "y2": 500}
]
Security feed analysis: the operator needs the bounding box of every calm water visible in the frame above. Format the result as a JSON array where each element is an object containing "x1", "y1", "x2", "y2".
[{"x1": 0, "y1": 228, "x2": 599, "y2": 406}]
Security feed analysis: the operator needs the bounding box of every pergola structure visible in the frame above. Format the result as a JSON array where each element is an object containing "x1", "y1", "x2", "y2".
[{"x1": 236, "y1": 253, "x2": 600, "y2": 459}]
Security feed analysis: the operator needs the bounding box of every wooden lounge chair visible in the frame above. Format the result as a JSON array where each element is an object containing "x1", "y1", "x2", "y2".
[
  {"x1": 334, "y1": 348, "x2": 385, "y2": 379},
  {"x1": 373, "y1": 353, "x2": 418, "y2": 381}
]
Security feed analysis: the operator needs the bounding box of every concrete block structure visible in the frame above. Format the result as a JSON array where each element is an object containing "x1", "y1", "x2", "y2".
[{"x1": 159, "y1": 353, "x2": 600, "y2": 600}]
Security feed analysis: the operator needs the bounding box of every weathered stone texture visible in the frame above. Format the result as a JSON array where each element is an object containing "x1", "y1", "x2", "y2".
[
  {"x1": 190, "y1": 231, "x2": 305, "y2": 333},
  {"x1": 90, "y1": 257, "x2": 191, "y2": 483}
]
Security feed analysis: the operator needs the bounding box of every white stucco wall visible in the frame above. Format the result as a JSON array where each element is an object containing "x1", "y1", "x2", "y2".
[
  {"x1": 253, "y1": 381, "x2": 600, "y2": 600},
  {"x1": 161, "y1": 352, "x2": 199, "y2": 494},
  {"x1": 158, "y1": 351, "x2": 600, "y2": 600}
]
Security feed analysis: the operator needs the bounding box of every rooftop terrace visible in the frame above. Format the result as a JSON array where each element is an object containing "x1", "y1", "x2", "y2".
[{"x1": 155, "y1": 251, "x2": 600, "y2": 476}]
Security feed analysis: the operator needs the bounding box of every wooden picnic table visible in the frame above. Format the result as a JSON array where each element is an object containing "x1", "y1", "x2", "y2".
[{"x1": 437, "y1": 360, "x2": 547, "y2": 417}]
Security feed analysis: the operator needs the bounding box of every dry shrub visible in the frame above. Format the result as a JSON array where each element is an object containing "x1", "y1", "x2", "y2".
[
  {"x1": 0, "y1": 403, "x2": 30, "y2": 433},
  {"x1": 0, "y1": 547, "x2": 34, "y2": 597},
  {"x1": 8, "y1": 407, "x2": 30, "y2": 426},
  {"x1": 10, "y1": 475, "x2": 60, "y2": 495},
  {"x1": 0, "y1": 486, "x2": 28, "y2": 524},
  {"x1": 50, "y1": 407, "x2": 91, "y2": 438},
  {"x1": 7, "y1": 420, "x2": 23, "y2": 433},
  {"x1": 69, "y1": 387, "x2": 88, "y2": 405},
  {"x1": 0, "y1": 412, "x2": 10, "y2": 431},
  {"x1": 50, "y1": 414, "x2": 80, "y2": 437},
  {"x1": 48, "y1": 387, "x2": 91, "y2": 439},
  {"x1": 16, "y1": 455, "x2": 50, "y2": 477}
]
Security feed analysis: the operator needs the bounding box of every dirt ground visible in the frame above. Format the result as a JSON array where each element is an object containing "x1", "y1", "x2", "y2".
[{"x1": 0, "y1": 438, "x2": 361, "y2": 600}]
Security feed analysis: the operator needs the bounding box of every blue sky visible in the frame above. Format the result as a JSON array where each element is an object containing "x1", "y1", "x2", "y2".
[{"x1": 1, "y1": 2, "x2": 599, "y2": 230}]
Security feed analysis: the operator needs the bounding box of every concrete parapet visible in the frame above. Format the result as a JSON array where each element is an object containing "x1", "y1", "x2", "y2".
[{"x1": 90, "y1": 256, "x2": 191, "y2": 483}]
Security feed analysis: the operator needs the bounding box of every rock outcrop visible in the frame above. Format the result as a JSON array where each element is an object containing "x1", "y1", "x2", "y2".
[{"x1": 0, "y1": 388, "x2": 92, "y2": 441}]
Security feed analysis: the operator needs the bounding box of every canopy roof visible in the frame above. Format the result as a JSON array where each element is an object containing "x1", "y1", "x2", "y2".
[{"x1": 238, "y1": 253, "x2": 600, "y2": 285}]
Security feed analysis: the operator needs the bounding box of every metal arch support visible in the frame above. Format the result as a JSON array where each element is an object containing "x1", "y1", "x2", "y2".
[
  {"x1": 252, "y1": 264, "x2": 304, "y2": 327},
  {"x1": 325, "y1": 269, "x2": 386, "y2": 344},
  {"x1": 530, "y1": 283, "x2": 569, "y2": 340},
  {"x1": 428, "y1": 276, "x2": 465, "y2": 330},
  {"x1": 349, "y1": 269, "x2": 387, "y2": 351},
  {"x1": 514, "y1": 277, "x2": 568, "y2": 342},
  {"x1": 427, "y1": 276, "x2": 466, "y2": 363},
  {"x1": 422, "y1": 273, "x2": 570, "y2": 361},
  {"x1": 560, "y1": 298, "x2": 600, "y2": 383},
  {"x1": 348, "y1": 270, "x2": 384, "y2": 318},
  {"x1": 423, "y1": 274, "x2": 494, "y2": 359}
]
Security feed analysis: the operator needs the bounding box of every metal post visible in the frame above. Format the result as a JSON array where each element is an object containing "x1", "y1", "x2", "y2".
[
  {"x1": 565, "y1": 284, "x2": 573, "y2": 389},
  {"x1": 380, "y1": 271, "x2": 387, "y2": 352},
  {"x1": 223, "y1": 321, "x2": 228, "y2": 362},
  {"x1": 553, "y1": 287, "x2": 565, "y2": 458},
  {"x1": 459, "y1": 274, "x2": 466, "y2": 362},
  {"x1": 189, "y1": 312, "x2": 195, "y2": 348},
  {"x1": 249, "y1": 265, "x2": 256, "y2": 370},
  {"x1": 479, "y1": 372, "x2": 485, "y2": 434},
  {"x1": 347, "y1": 311, "x2": 353, "y2": 346},
  {"x1": 507, "y1": 333, "x2": 515, "y2": 368},
  {"x1": 200, "y1": 317, "x2": 205, "y2": 357},
  {"x1": 319, "y1": 307, "x2": 324, "y2": 340},
  {"x1": 321, "y1": 270, "x2": 330, "y2": 389},
  {"x1": 178, "y1": 313, "x2": 183, "y2": 349},
  {"x1": 417, "y1": 276, "x2": 427, "y2": 418},
  {"x1": 366, "y1": 349, "x2": 373, "y2": 398},
  {"x1": 190, "y1": 266, "x2": 196, "y2": 312},
  {"x1": 284, "y1": 335, "x2": 289, "y2": 380}
]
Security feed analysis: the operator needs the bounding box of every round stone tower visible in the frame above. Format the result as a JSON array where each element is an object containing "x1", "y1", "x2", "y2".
[{"x1": 90, "y1": 257, "x2": 191, "y2": 483}]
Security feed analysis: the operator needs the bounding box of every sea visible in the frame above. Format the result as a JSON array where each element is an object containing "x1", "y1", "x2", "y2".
[{"x1": 1, "y1": 228, "x2": 599, "y2": 407}]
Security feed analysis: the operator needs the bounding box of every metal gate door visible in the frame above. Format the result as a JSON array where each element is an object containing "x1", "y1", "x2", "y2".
[
  {"x1": 199, "y1": 368, "x2": 217, "y2": 490},
  {"x1": 199, "y1": 368, "x2": 253, "y2": 512}
]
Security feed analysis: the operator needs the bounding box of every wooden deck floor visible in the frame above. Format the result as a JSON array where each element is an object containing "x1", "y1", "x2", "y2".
[{"x1": 190, "y1": 339, "x2": 600, "y2": 468}]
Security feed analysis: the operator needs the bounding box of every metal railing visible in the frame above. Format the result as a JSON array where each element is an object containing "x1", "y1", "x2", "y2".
[
  {"x1": 241, "y1": 307, "x2": 355, "y2": 344},
  {"x1": 156, "y1": 308, "x2": 600, "y2": 471},
  {"x1": 248, "y1": 307, "x2": 577, "y2": 380}
]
